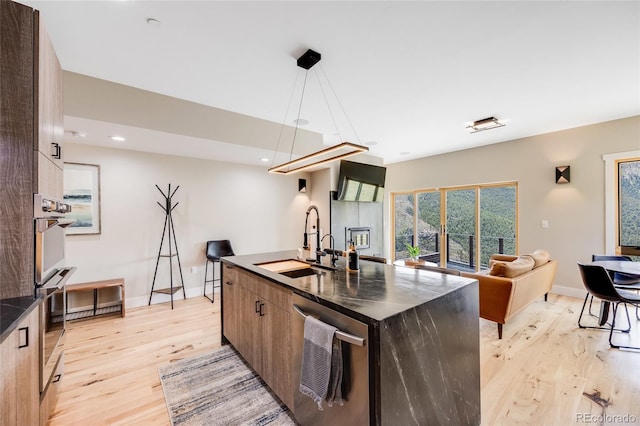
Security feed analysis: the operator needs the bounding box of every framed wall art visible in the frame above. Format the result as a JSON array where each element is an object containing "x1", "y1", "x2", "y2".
[{"x1": 63, "y1": 162, "x2": 101, "y2": 235}]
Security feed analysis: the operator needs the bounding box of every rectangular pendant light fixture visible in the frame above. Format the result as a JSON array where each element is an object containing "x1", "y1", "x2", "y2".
[
  {"x1": 466, "y1": 116, "x2": 505, "y2": 133},
  {"x1": 268, "y1": 141, "x2": 368, "y2": 175},
  {"x1": 268, "y1": 49, "x2": 369, "y2": 175}
]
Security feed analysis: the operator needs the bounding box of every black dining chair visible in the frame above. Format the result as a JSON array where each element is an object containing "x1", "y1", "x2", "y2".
[
  {"x1": 591, "y1": 255, "x2": 640, "y2": 287},
  {"x1": 577, "y1": 262, "x2": 640, "y2": 350},
  {"x1": 592, "y1": 255, "x2": 640, "y2": 319},
  {"x1": 203, "y1": 240, "x2": 235, "y2": 303}
]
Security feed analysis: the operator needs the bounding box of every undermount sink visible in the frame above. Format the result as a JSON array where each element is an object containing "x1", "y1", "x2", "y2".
[
  {"x1": 255, "y1": 259, "x2": 322, "y2": 279},
  {"x1": 279, "y1": 268, "x2": 319, "y2": 278}
]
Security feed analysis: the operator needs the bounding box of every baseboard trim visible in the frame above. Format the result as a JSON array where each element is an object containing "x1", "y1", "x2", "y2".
[
  {"x1": 127, "y1": 286, "x2": 218, "y2": 309},
  {"x1": 551, "y1": 284, "x2": 585, "y2": 299}
]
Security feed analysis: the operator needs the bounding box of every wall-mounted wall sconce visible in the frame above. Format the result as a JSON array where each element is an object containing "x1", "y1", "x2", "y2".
[
  {"x1": 555, "y1": 166, "x2": 570, "y2": 184},
  {"x1": 298, "y1": 178, "x2": 307, "y2": 193}
]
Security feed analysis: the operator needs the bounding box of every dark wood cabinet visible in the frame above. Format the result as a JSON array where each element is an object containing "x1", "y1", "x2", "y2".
[
  {"x1": 0, "y1": 307, "x2": 40, "y2": 425},
  {"x1": 221, "y1": 264, "x2": 293, "y2": 408},
  {"x1": 1, "y1": 2, "x2": 64, "y2": 423},
  {"x1": 0, "y1": 1, "x2": 64, "y2": 300},
  {"x1": 0, "y1": 0, "x2": 36, "y2": 300}
]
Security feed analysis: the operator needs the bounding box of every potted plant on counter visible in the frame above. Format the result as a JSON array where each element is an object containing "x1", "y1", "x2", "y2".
[{"x1": 405, "y1": 243, "x2": 423, "y2": 266}]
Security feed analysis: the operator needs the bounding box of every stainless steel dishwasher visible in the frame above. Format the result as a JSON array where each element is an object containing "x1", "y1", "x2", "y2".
[{"x1": 291, "y1": 293, "x2": 370, "y2": 425}]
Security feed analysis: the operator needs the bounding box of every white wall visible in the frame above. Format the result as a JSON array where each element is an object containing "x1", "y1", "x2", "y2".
[
  {"x1": 383, "y1": 116, "x2": 640, "y2": 297},
  {"x1": 64, "y1": 143, "x2": 311, "y2": 307}
]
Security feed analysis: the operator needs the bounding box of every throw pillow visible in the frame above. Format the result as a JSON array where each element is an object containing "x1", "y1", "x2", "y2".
[
  {"x1": 529, "y1": 249, "x2": 550, "y2": 268},
  {"x1": 488, "y1": 255, "x2": 535, "y2": 278}
]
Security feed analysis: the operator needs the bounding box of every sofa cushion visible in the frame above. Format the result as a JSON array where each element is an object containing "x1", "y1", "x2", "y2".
[
  {"x1": 529, "y1": 249, "x2": 550, "y2": 268},
  {"x1": 489, "y1": 255, "x2": 535, "y2": 278}
]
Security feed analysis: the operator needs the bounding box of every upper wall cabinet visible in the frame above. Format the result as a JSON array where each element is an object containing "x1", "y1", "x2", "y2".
[{"x1": 34, "y1": 11, "x2": 64, "y2": 199}]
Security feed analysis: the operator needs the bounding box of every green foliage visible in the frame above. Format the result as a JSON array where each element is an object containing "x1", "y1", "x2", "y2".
[{"x1": 405, "y1": 243, "x2": 420, "y2": 259}]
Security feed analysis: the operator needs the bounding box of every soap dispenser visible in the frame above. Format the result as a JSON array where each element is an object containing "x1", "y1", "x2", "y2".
[{"x1": 347, "y1": 240, "x2": 359, "y2": 272}]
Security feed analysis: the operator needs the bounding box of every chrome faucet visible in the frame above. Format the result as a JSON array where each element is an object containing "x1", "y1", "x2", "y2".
[
  {"x1": 321, "y1": 233, "x2": 338, "y2": 267},
  {"x1": 303, "y1": 205, "x2": 321, "y2": 263}
]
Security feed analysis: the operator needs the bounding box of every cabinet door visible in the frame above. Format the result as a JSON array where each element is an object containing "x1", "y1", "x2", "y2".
[
  {"x1": 237, "y1": 285, "x2": 262, "y2": 373},
  {"x1": 260, "y1": 301, "x2": 292, "y2": 408},
  {"x1": 222, "y1": 277, "x2": 238, "y2": 346},
  {"x1": 36, "y1": 15, "x2": 64, "y2": 169},
  {"x1": 0, "y1": 329, "x2": 18, "y2": 425},
  {"x1": 0, "y1": 308, "x2": 40, "y2": 425},
  {"x1": 17, "y1": 308, "x2": 40, "y2": 425}
]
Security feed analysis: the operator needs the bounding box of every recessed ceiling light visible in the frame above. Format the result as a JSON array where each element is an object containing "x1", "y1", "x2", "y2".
[
  {"x1": 293, "y1": 118, "x2": 309, "y2": 126},
  {"x1": 260, "y1": 158, "x2": 269, "y2": 162},
  {"x1": 66, "y1": 130, "x2": 87, "y2": 138},
  {"x1": 109, "y1": 135, "x2": 126, "y2": 142}
]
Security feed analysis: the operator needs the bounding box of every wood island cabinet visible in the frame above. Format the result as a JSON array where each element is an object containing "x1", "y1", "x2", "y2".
[
  {"x1": 221, "y1": 264, "x2": 293, "y2": 408},
  {"x1": 0, "y1": 308, "x2": 40, "y2": 425}
]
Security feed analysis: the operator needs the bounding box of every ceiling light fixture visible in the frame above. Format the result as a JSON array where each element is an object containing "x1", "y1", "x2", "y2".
[
  {"x1": 66, "y1": 130, "x2": 87, "y2": 138},
  {"x1": 268, "y1": 49, "x2": 368, "y2": 175},
  {"x1": 466, "y1": 116, "x2": 505, "y2": 133},
  {"x1": 109, "y1": 135, "x2": 126, "y2": 142}
]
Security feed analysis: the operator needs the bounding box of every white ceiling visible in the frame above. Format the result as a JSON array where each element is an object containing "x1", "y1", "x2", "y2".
[{"x1": 21, "y1": 0, "x2": 640, "y2": 166}]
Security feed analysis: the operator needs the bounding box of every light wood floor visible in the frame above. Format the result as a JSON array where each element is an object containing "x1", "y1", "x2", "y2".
[{"x1": 48, "y1": 294, "x2": 640, "y2": 425}]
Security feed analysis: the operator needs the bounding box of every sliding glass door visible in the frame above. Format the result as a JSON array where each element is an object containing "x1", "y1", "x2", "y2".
[
  {"x1": 392, "y1": 182, "x2": 518, "y2": 271},
  {"x1": 444, "y1": 188, "x2": 476, "y2": 270},
  {"x1": 393, "y1": 193, "x2": 415, "y2": 260},
  {"x1": 416, "y1": 191, "x2": 441, "y2": 264},
  {"x1": 479, "y1": 186, "x2": 517, "y2": 267}
]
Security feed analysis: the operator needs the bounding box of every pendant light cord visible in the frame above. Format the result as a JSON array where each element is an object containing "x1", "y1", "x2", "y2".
[
  {"x1": 288, "y1": 70, "x2": 309, "y2": 167},
  {"x1": 271, "y1": 69, "x2": 302, "y2": 168},
  {"x1": 318, "y1": 63, "x2": 361, "y2": 145}
]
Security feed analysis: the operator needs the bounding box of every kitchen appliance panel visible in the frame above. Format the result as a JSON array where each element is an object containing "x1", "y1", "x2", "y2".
[{"x1": 291, "y1": 294, "x2": 370, "y2": 425}]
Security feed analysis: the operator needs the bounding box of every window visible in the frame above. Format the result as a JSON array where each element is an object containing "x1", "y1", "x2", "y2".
[
  {"x1": 603, "y1": 151, "x2": 640, "y2": 257},
  {"x1": 618, "y1": 159, "x2": 640, "y2": 256},
  {"x1": 392, "y1": 182, "x2": 518, "y2": 271}
]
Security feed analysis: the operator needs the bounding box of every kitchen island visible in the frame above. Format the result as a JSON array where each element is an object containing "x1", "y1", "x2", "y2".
[{"x1": 221, "y1": 250, "x2": 480, "y2": 425}]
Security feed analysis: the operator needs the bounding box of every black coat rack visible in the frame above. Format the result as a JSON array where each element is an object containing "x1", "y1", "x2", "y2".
[{"x1": 148, "y1": 184, "x2": 186, "y2": 309}]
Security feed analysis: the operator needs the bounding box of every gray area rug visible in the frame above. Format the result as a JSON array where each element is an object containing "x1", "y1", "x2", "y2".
[{"x1": 159, "y1": 345, "x2": 296, "y2": 425}]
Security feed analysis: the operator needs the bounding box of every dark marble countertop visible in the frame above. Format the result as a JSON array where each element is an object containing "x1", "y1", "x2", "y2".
[
  {"x1": 223, "y1": 250, "x2": 477, "y2": 323},
  {"x1": 1, "y1": 295, "x2": 42, "y2": 344}
]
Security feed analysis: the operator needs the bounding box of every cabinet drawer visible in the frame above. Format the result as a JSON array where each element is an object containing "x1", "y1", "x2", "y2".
[
  {"x1": 40, "y1": 352, "x2": 63, "y2": 426},
  {"x1": 222, "y1": 263, "x2": 238, "y2": 285},
  {"x1": 256, "y1": 279, "x2": 292, "y2": 311}
]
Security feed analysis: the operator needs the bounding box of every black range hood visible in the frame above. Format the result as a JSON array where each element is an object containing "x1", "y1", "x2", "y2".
[{"x1": 336, "y1": 160, "x2": 386, "y2": 202}]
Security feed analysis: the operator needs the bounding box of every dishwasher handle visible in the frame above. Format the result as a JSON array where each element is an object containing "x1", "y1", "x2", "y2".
[{"x1": 292, "y1": 304, "x2": 366, "y2": 347}]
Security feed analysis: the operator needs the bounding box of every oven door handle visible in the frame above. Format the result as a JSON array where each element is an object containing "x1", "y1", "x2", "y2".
[{"x1": 41, "y1": 267, "x2": 77, "y2": 290}]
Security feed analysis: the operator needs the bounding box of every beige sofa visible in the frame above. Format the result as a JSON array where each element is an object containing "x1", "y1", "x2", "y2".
[{"x1": 461, "y1": 250, "x2": 557, "y2": 339}]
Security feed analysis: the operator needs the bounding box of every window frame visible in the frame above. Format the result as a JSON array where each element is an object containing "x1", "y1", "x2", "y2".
[
  {"x1": 603, "y1": 151, "x2": 640, "y2": 256},
  {"x1": 391, "y1": 181, "x2": 518, "y2": 270}
]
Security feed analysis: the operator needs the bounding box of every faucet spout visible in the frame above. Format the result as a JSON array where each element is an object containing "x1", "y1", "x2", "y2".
[
  {"x1": 303, "y1": 205, "x2": 322, "y2": 263},
  {"x1": 321, "y1": 233, "x2": 338, "y2": 267}
]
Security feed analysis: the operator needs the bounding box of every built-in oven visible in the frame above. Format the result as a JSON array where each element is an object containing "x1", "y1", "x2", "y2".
[
  {"x1": 38, "y1": 269, "x2": 73, "y2": 393},
  {"x1": 34, "y1": 194, "x2": 76, "y2": 393}
]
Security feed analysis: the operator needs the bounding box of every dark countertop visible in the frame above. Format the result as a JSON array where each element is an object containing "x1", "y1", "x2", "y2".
[
  {"x1": 223, "y1": 250, "x2": 477, "y2": 323},
  {"x1": 1, "y1": 295, "x2": 42, "y2": 344}
]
